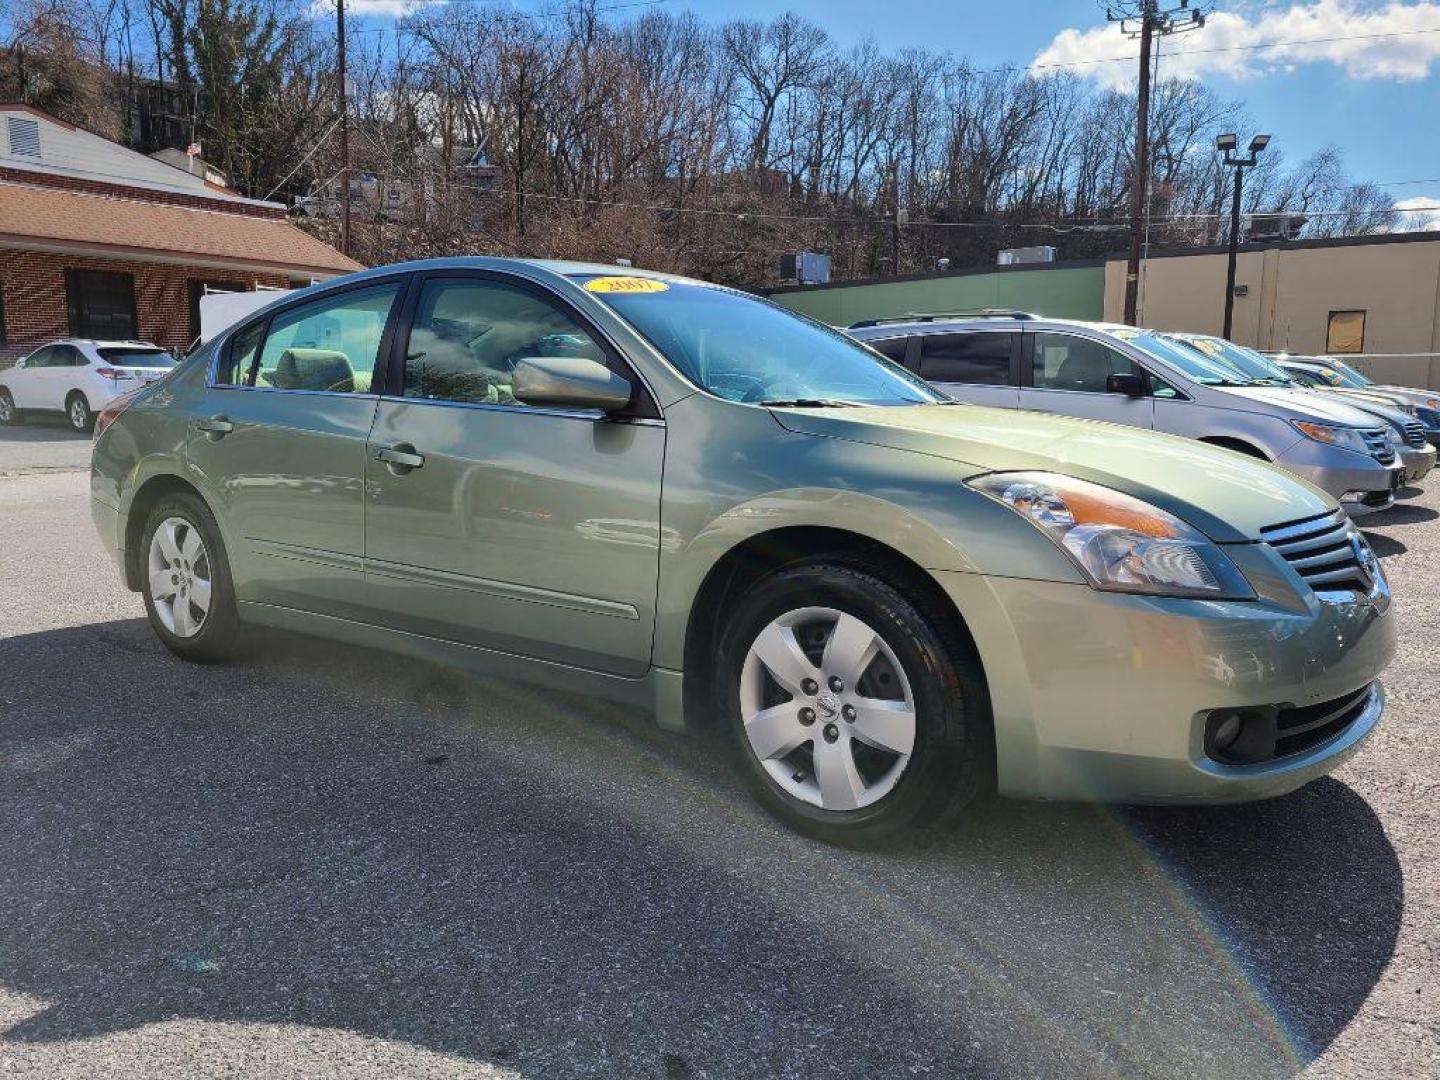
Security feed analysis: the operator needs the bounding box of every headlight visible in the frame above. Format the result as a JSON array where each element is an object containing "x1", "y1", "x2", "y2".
[
  {"x1": 967, "y1": 472, "x2": 1255, "y2": 600},
  {"x1": 1291, "y1": 420, "x2": 1370, "y2": 456}
]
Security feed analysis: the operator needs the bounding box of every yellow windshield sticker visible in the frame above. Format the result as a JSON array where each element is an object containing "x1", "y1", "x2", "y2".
[
  {"x1": 1190, "y1": 338, "x2": 1224, "y2": 356},
  {"x1": 584, "y1": 276, "x2": 669, "y2": 294}
]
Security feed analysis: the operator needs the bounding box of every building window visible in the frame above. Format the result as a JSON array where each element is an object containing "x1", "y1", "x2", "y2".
[
  {"x1": 64, "y1": 269, "x2": 138, "y2": 340},
  {"x1": 1326, "y1": 310, "x2": 1366, "y2": 355}
]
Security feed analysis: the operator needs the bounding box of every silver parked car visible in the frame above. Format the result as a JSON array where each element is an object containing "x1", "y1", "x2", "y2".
[
  {"x1": 1165, "y1": 334, "x2": 1435, "y2": 485},
  {"x1": 1275, "y1": 355, "x2": 1440, "y2": 449},
  {"x1": 848, "y1": 313, "x2": 1405, "y2": 515}
]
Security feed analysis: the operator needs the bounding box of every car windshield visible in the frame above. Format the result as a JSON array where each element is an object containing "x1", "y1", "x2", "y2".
[
  {"x1": 573, "y1": 275, "x2": 944, "y2": 406},
  {"x1": 1315, "y1": 358, "x2": 1373, "y2": 387},
  {"x1": 97, "y1": 347, "x2": 177, "y2": 367},
  {"x1": 1168, "y1": 336, "x2": 1293, "y2": 385},
  {"x1": 1109, "y1": 329, "x2": 1247, "y2": 385}
]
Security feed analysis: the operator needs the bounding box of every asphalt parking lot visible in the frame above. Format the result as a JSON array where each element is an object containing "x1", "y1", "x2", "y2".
[{"x1": 0, "y1": 422, "x2": 1436, "y2": 1079}]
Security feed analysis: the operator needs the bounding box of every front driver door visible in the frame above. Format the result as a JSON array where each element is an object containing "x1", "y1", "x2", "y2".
[
  {"x1": 1018, "y1": 330, "x2": 1155, "y2": 430},
  {"x1": 363, "y1": 272, "x2": 665, "y2": 677}
]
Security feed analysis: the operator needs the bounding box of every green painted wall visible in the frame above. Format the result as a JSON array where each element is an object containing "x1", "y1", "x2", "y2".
[{"x1": 766, "y1": 264, "x2": 1106, "y2": 325}]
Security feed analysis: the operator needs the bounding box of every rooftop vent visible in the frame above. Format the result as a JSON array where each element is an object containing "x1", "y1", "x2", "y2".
[{"x1": 6, "y1": 116, "x2": 41, "y2": 158}]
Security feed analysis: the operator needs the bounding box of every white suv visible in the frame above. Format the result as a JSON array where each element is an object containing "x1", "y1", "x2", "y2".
[{"x1": 0, "y1": 340, "x2": 177, "y2": 432}]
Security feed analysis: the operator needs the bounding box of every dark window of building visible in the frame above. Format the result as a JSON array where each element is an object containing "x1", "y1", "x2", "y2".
[
  {"x1": 64, "y1": 269, "x2": 137, "y2": 340},
  {"x1": 918, "y1": 332, "x2": 1014, "y2": 385},
  {"x1": 866, "y1": 337, "x2": 909, "y2": 364},
  {"x1": 1326, "y1": 310, "x2": 1365, "y2": 355}
]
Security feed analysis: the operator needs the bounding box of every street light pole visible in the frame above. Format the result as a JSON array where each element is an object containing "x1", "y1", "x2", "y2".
[{"x1": 1216, "y1": 132, "x2": 1270, "y2": 340}]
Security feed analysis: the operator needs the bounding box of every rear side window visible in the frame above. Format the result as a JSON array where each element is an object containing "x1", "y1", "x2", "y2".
[
  {"x1": 217, "y1": 321, "x2": 265, "y2": 386},
  {"x1": 255, "y1": 284, "x2": 399, "y2": 393},
  {"x1": 918, "y1": 332, "x2": 1013, "y2": 385},
  {"x1": 97, "y1": 347, "x2": 176, "y2": 367},
  {"x1": 1032, "y1": 333, "x2": 1134, "y2": 393}
]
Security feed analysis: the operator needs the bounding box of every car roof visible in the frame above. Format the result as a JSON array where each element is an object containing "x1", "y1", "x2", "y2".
[
  {"x1": 846, "y1": 314, "x2": 1139, "y2": 336},
  {"x1": 309, "y1": 256, "x2": 716, "y2": 295}
]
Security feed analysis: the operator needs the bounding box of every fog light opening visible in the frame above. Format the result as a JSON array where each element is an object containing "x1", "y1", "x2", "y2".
[
  {"x1": 1204, "y1": 707, "x2": 1276, "y2": 766},
  {"x1": 1212, "y1": 713, "x2": 1243, "y2": 753}
]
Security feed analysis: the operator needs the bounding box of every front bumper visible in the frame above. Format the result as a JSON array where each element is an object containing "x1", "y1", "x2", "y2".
[
  {"x1": 1276, "y1": 442, "x2": 1402, "y2": 514},
  {"x1": 1397, "y1": 443, "x2": 1437, "y2": 483},
  {"x1": 935, "y1": 547, "x2": 1395, "y2": 804}
]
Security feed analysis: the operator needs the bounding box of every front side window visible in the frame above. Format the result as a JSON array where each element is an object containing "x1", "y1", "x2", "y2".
[
  {"x1": 1031, "y1": 332, "x2": 1134, "y2": 393},
  {"x1": 23, "y1": 345, "x2": 58, "y2": 368},
  {"x1": 1326, "y1": 310, "x2": 1366, "y2": 355},
  {"x1": 217, "y1": 321, "x2": 265, "y2": 386},
  {"x1": 577, "y1": 275, "x2": 941, "y2": 406},
  {"x1": 64, "y1": 269, "x2": 137, "y2": 339},
  {"x1": 403, "y1": 278, "x2": 607, "y2": 406},
  {"x1": 918, "y1": 332, "x2": 1013, "y2": 385},
  {"x1": 252, "y1": 283, "x2": 399, "y2": 393}
]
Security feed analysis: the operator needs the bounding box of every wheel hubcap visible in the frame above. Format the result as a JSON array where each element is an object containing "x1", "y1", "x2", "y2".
[
  {"x1": 147, "y1": 517, "x2": 212, "y2": 638},
  {"x1": 0, "y1": 397, "x2": 11, "y2": 421},
  {"x1": 740, "y1": 606, "x2": 916, "y2": 812},
  {"x1": 71, "y1": 401, "x2": 86, "y2": 427}
]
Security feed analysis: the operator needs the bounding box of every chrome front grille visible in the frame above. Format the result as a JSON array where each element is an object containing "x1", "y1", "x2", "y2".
[
  {"x1": 1403, "y1": 420, "x2": 1426, "y2": 448},
  {"x1": 1261, "y1": 509, "x2": 1371, "y2": 593},
  {"x1": 1361, "y1": 428, "x2": 1395, "y2": 464}
]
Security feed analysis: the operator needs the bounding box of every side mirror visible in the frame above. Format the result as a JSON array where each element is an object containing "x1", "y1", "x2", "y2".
[
  {"x1": 1106, "y1": 372, "x2": 1145, "y2": 398},
  {"x1": 512, "y1": 356, "x2": 633, "y2": 412}
]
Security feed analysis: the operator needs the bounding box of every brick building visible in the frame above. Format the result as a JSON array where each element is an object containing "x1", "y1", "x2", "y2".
[{"x1": 0, "y1": 104, "x2": 361, "y2": 360}]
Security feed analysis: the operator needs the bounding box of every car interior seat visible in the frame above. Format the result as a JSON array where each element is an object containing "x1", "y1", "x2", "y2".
[{"x1": 272, "y1": 348, "x2": 355, "y2": 392}]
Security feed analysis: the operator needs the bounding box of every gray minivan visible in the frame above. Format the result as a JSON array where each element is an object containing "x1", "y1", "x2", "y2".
[{"x1": 848, "y1": 313, "x2": 1404, "y2": 515}]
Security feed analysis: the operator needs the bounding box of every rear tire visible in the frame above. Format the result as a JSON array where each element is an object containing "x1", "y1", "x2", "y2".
[
  {"x1": 0, "y1": 389, "x2": 19, "y2": 426},
  {"x1": 716, "y1": 558, "x2": 992, "y2": 846},
  {"x1": 139, "y1": 492, "x2": 243, "y2": 662},
  {"x1": 66, "y1": 392, "x2": 94, "y2": 434}
]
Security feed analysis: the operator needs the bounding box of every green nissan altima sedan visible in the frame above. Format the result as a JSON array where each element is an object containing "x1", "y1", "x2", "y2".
[{"x1": 91, "y1": 259, "x2": 1395, "y2": 842}]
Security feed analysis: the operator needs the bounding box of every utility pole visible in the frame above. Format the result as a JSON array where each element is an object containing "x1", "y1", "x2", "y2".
[
  {"x1": 1108, "y1": 1, "x2": 1209, "y2": 325},
  {"x1": 336, "y1": 0, "x2": 351, "y2": 257},
  {"x1": 1216, "y1": 133, "x2": 1270, "y2": 339}
]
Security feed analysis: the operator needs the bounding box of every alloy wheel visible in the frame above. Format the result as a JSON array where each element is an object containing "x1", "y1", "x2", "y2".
[
  {"x1": 70, "y1": 398, "x2": 89, "y2": 431},
  {"x1": 147, "y1": 516, "x2": 213, "y2": 638},
  {"x1": 0, "y1": 394, "x2": 12, "y2": 423},
  {"x1": 740, "y1": 606, "x2": 916, "y2": 812}
]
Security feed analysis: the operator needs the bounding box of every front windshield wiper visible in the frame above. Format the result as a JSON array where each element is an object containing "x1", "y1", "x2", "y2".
[{"x1": 756, "y1": 398, "x2": 865, "y2": 408}]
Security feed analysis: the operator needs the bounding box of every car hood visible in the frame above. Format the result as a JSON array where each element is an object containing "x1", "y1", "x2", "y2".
[
  {"x1": 1301, "y1": 389, "x2": 1410, "y2": 429},
  {"x1": 1373, "y1": 384, "x2": 1440, "y2": 411},
  {"x1": 770, "y1": 403, "x2": 1333, "y2": 543},
  {"x1": 1209, "y1": 385, "x2": 1386, "y2": 427}
]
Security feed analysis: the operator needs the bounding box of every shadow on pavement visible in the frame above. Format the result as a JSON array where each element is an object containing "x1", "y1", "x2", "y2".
[
  {"x1": 1363, "y1": 531, "x2": 1407, "y2": 558},
  {"x1": 1364, "y1": 502, "x2": 1439, "y2": 526},
  {"x1": 0, "y1": 619, "x2": 1403, "y2": 1078},
  {"x1": 0, "y1": 417, "x2": 88, "y2": 441}
]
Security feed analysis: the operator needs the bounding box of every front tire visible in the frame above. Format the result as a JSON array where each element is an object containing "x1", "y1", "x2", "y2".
[
  {"x1": 66, "y1": 392, "x2": 94, "y2": 434},
  {"x1": 139, "y1": 492, "x2": 242, "y2": 662},
  {"x1": 717, "y1": 559, "x2": 992, "y2": 845},
  {"x1": 0, "y1": 389, "x2": 19, "y2": 426}
]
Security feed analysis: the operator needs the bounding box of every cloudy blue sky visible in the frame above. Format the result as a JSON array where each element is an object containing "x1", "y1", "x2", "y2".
[{"x1": 350, "y1": 0, "x2": 1440, "y2": 223}]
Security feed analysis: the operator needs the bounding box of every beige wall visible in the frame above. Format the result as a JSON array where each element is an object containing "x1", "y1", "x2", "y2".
[{"x1": 1103, "y1": 237, "x2": 1440, "y2": 388}]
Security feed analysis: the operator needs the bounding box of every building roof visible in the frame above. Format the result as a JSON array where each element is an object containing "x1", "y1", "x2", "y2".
[
  {"x1": 0, "y1": 178, "x2": 362, "y2": 277},
  {"x1": 1, "y1": 103, "x2": 274, "y2": 210}
]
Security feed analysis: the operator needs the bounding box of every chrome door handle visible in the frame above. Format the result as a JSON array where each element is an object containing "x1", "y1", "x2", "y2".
[
  {"x1": 197, "y1": 415, "x2": 234, "y2": 438},
  {"x1": 376, "y1": 444, "x2": 425, "y2": 472}
]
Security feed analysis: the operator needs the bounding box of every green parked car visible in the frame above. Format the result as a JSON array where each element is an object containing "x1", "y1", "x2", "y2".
[{"x1": 91, "y1": 260, "x2": 1395, "y2": 843}]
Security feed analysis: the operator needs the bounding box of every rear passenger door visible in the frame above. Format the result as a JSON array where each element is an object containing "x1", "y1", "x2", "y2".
[
  {"x1": 914, "y1": 331, "x2": 1020, "y2": 408},
  {"x1": 186, "y1": 277, "x2": 404, "y2": 618},
  {"x1": 1018, "y1": 330, "x2": 1154, "y2": 429}
]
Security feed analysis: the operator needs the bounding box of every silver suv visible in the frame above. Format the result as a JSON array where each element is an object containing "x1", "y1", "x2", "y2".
[{"x1": 848, "y1": 313, "x2": 1405, "y2": 515}]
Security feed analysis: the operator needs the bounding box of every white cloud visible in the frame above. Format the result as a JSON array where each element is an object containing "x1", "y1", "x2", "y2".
[
  {"x1": 1032, "y1": 1, "x2": 1440, "y2": 89},
  {"x1": 1391, "y1": 194, "x2": 1440, "y2": 229},
  {"x1": 309, "y1": 0, "x2": 440, "y2": 17}
]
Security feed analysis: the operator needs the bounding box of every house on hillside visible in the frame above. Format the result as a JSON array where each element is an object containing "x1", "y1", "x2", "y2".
[{"x1": 0, "y1": 103, "x2": 362, "y2": 359}]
